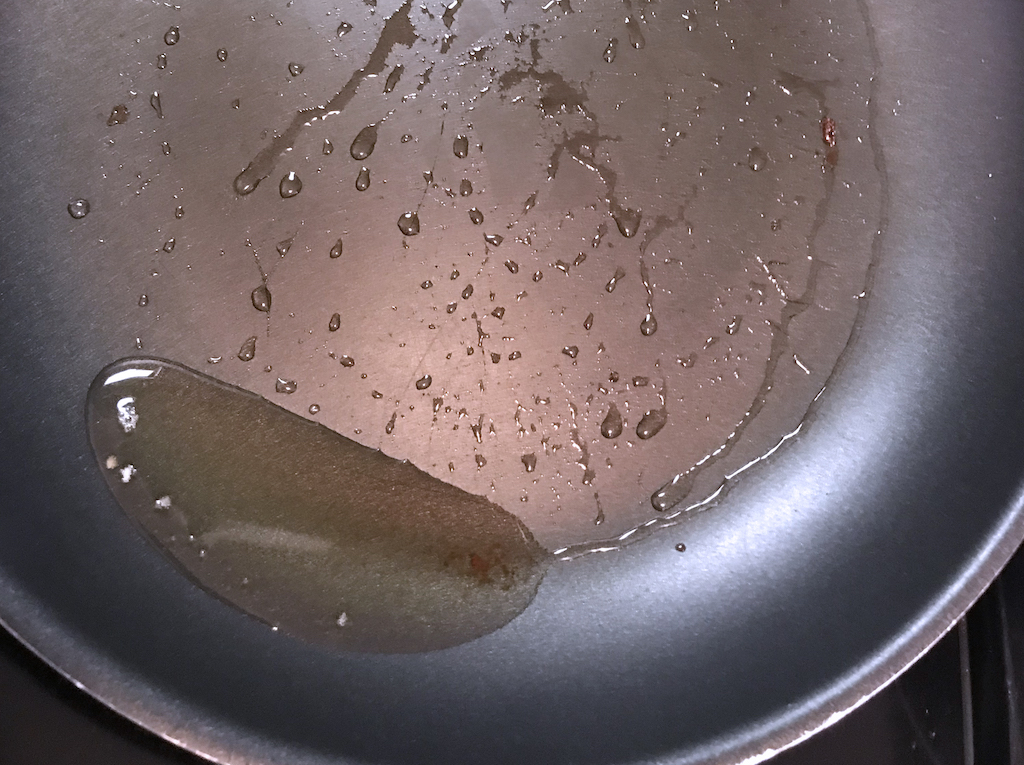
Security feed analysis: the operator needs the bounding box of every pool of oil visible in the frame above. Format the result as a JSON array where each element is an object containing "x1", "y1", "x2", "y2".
[
  {"x1": 88, "y1": 358, "x2": 547, "y2": 652},
  {"x1": 67, "y1": 0, "x2": 882, "y2": 648}
]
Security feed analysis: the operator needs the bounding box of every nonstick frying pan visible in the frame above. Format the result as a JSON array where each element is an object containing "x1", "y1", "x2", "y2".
[{"x1": 1, "y1": 0, "x2": 1023, "y2": 762}]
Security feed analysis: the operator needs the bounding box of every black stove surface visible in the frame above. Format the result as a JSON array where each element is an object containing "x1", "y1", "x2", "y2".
[{"x1": 3, "y1": 547, "x2": 1024, "y2": 765}]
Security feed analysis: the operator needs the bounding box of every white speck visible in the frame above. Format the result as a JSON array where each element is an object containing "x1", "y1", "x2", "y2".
[
  {"x1": 116, "y1": 396, "x2": 138, "y2": 432},
  {"x1": 105, "y1": 455, "x2": 119, "y2": 470},
  {"x1": 119, "y1": 464, "x2": 137, "y2": 483},
  {"x1": 793, "y1": 355, "x2": 811, "y2": 374},
  {"x1": 155, "y1": 495, "x2": 172, "y2": 509},
  {"x1": 337, "y1": 612, "x2": 349, "y2": 627}
]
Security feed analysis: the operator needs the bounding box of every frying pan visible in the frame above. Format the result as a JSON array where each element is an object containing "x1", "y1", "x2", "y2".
[{"x1": 1, "y1": 0, "x2": 1023, "y2": 761}]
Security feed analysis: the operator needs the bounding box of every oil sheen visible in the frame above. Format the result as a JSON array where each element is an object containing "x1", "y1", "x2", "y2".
[{"x1": 88, "y1": 358, "x2": 548, "y2": 653}]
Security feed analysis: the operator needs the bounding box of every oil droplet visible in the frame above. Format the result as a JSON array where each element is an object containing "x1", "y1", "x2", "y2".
[
  {"x1": 583, "y1": 312, "x2": 594, "y2": 330},
  {"x1": 350, "y1": 124, "x2": 378, "y2": 160},
  {"x1": 492, "y1": 306, "x2": 505, "y2": 319},
  {"x1": 397, "y1": 212, "x2": 420, "y2": 236},
  {"x1": 88, "y1": 360, "x2": 548, "y2": 651},
  {"x1": 675, "y1": 543, "x2": 687, "y2": 553},
  {"x1": 600, "y1": 403, "x2": 623, "y2": 439},
  {"x1": 323, "y1": 138, "x2": 334, "y2": 155},
  {"x1": 575, "y1": 253, "x2": 587, "y2": 266},
  {"x1": 217, "y1": 48, "x2": 228, "y2": 62},
  {"x1": 67, "y1": 199, "x2": 90, "y2": 219},
  {"x1": 727, "y1": 315, "x2": 743, "y2": 335},
  {"x1": 385, "y1": 412, "x2": 397, "y2": 433},
  {"x1": 328, "y1": 313, "x2": 341, "y2": 331},
  {"x1": 603, "y1": 38, "x2": 618, "y2": 63},
  {"x1": 532, "y1": 271, "x2": 543, "y2": 283},
  {"x1": 150, "y1": 91, "x2": 163, "y2": 119},
  {"x1": 461, "y1": 284, "x2": 474, "y2": 300},
  {"x1": 309, "y1": 404, "x2": 321, "y2": 415},
  {"x1": 678, "y1": 353, "x2": 697, "y2": 368},
  {"x1": 156, "y1": 53, "x2": 167, "y2": 69},
  {"x1": 469, "y1": 208, "x2": 484, "y2": 225},
  {"x1": 276, "y1": 378, "x2": 298, "y2": 394},
  {"x1": 562, "y1": 346, "x2": 579, "y2": 359},
  {"x1": 508, "y1": 350, "x2": 521, "y2": 361},
  {"x1": 288, "y1": 62, "x2": 305, "y2": 77},
  {"x1": 340, "y1": 356, "x2": 355, "y2": 367},
  {"x1": 748, "y1": 146, "x2": 768, "y2": 172},
  {"x1": 383, "y1": 65, "x2": 404, "y2": 93},
  {"x1": 504, "y1": 260, "x2": 518, "y2": 274},
  {"x1": 475, "y1": 454, "x2": 487, "y2": 468},
  {"x1": 279, "y1": 172, "x2": 302, "y2": 198},
  {"x1": 606, "y1": 266, "x2": 626, "y2": 292},
  {"x1": 640, "y1": 312, "x2": 658, "y2": 336},
  {"x1": 447, "y1": 302, "x2": 458, "y2": 314},
  {"x1": 612, "y1": 207, "x2": 642, "y2": 238},
  {"x1": 421, "y1": 280, "x2": 433, "y2": 289},
  {"x1": 371, "y1": 390, "x2": 384, "y2": 399},
  {"x1": 174, "y1": 205, "x2": 184, "y2": 219},
  {"x1": 459, "y1": 179, "x2": 473, "y2": 196},
  {"x1": 636, "y1": 407, "x2": 668, "y2": 440},
  {"x1": 336, "y1": 20, "x2": 353, "y2": 36},
  {"x1": 164, "y1": 26, "x2": 180, "y2": 45},
  {"x1": 632, "y1": 376, "x2": 649, "y2": 387},
  {"x1": 329, "y1": 239, "x2": 343, "y2": 259},
  {"x1": 238, "y1": 336, "x2": 257, "y2": 361},
  {"x1": 161, "y1": 141, "x2": 171, "y2": 156},
  {"x1": 138, "y1": 294, "x2": 149, "y2": 307},
  {"x1": 624, "y1": 16, "x2": 645, "y2": 49},
  {"x1": 107, "y1": 104, "x2": 129, "y2": 126},
  {"x1": 522, "y1": 453, "x2": 537, "y2": 472},
  {"x1": 484, "y1": 233, "x2": 503, "y2": 247},
  {"x1": 450, "y1": 268, "x2": 459, "y2": 280},
  {"x1": 453, "y1": 134, "x2": 469, "y2": 158},
  {"x1": 251, "y1": 284, "x2": 272, "y2": 312},
  {"x1": 490, "y1": 352, "x2": 501, "y2": 364},
  {"x1": 355, "y1": 167, "x2": 371, "y2": 191},
  {"x1": 415, "y1": 374, "x2": 432, "y2": 390},
  {"x1": 162, "y1": 238, "x2": 175, "y2": 252},
  {"x1": 276, "y1": 237, "x2": 294, "y2": 257}
]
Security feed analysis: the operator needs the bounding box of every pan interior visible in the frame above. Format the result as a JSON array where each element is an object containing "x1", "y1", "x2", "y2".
[
  {"x1": 50, "y1": 0, "x2": 875, "y2": 557},
  {"x1": 1, "y1": 0, "x2": 1022, "y2": 762}
]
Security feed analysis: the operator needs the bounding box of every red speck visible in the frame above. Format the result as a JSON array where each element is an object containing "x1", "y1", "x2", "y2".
[
  {"x1": 470, "y1": 553, "x2": 490, "y2": 574},
  {"x1": 821, "y1": 116, "x2": 836, "y2": 148}
]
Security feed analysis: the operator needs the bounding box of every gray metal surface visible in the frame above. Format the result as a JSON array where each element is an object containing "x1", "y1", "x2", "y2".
[{"x1": 1, "y1": 0, "x2": 1023, "y2": 763}]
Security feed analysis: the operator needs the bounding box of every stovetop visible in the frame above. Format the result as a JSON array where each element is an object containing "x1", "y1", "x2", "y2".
[{"x1": 3, "y1": 547, "x2": 1024, "y2": 765}]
